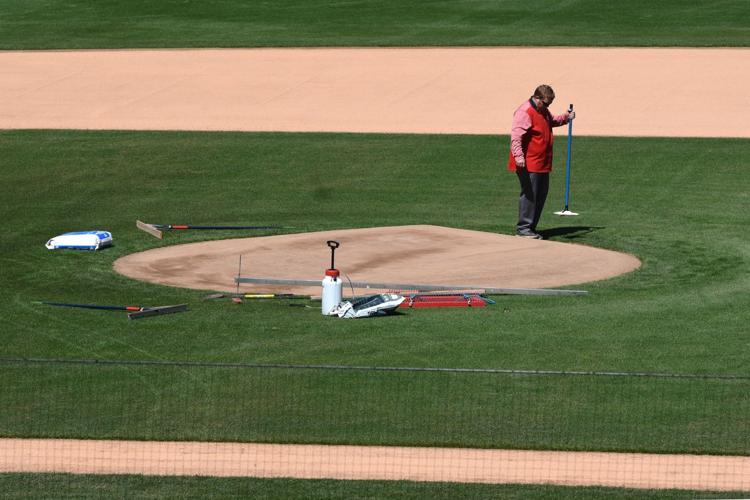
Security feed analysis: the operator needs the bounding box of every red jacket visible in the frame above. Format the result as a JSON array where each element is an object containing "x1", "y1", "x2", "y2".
[{"x1": 508, "y1": 99, "x2": 569, "y2": 173}]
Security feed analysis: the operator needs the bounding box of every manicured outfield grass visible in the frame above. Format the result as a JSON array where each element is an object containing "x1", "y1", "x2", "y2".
[
  {"x1": 1, "y1": 130, "x2": 748, "y2": 374},
  {"x1": 0, "y1": 473, "x2": 744, "y2": 500},
  {"x1": 1, "y1": 130, "x2": 748, "y2": 493},
  {"x1": 2, "y1": 359, "x2": 748, "y2": 454},
  {"x1": 1, "y1": 0, "x2": 749, "y2": 49}
]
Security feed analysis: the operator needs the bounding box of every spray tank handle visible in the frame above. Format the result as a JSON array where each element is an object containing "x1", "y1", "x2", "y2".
[{"x1": 326, "y1": 240, "x2": 340, "y2": 269}]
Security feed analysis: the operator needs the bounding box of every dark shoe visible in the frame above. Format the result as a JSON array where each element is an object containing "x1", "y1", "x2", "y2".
[{"x1": 516, "y1": 231, "x2": 543, "y2": 239}]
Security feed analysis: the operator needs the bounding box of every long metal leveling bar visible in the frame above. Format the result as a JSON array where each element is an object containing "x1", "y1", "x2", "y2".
[{"x1": 235, "y1": 277, "x2": 587, "y2": 296}]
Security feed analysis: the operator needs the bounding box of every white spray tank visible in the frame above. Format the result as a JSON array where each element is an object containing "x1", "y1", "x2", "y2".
[{"x1": 322, "y1": 240, "x2": 343, "y2": 315}]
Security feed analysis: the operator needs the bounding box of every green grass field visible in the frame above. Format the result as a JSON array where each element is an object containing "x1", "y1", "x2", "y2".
[
  {"x1": 1, "y1": 130, "x2": 748, "y2": 494},
  {"x1": 1, "y1": 0, "x2": 749, "y2": 49},
  {"x1": 5, "y1": 473, "x2": 745, "y2": 500},
  {"x1": 1, "y1": 130, "x2": 749, "y2": 464},
  {"x1": 1, "y1": 130, "x2": 748, "y2": 373},
  {"x1": 2, "y1": 1, "x2": 750, "y2": 497},
  {"x1": 0, "y1": 473, "x2": 742, "y2": 500}
]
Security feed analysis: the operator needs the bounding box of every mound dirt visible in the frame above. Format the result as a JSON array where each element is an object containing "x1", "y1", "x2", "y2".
[{"x1": 114, "y1": 225, "x2": 641, "y2": 295}]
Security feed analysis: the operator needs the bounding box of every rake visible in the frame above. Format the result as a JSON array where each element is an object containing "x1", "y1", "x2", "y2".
[
  {"x1": 33, "y1": 301, "x2": 187, "y2": 320},
  {"x1": 137, "y1": 220, "x2": 281, "y2": 239}
]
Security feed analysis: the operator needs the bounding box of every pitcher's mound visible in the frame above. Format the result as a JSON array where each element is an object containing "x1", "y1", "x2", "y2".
[{"x1": 114, "y1": 225, "x2": 640, "y2": 295}]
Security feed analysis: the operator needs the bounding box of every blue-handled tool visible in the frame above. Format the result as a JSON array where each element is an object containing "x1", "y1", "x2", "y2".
[{"x1": 555, "y1": 104, "x2": 579, "y2": 216}]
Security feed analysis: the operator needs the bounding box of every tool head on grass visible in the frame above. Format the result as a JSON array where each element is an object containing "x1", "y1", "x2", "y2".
[
  {"x1": 554, "y1": 209, "x2": 579, "y2": 216},
  {"x1": 555, "y1": 104, "x2": 580, "y2": 217},
  {"x1": 137, "y1": 220, "x2": 281, "y2": 239},
  {"x1": 136, "y1": 220, "x2": 163, "y2": 239}
]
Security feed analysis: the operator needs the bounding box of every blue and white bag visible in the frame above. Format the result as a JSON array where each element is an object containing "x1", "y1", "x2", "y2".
[{"x1": 45, "y1": 231, "x2": 113, "y2": 250}]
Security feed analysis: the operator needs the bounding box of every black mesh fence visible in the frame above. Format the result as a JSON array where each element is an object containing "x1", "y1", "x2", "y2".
[{"x1": 1, "y1": 358, "x2": 748, "y2": 455}]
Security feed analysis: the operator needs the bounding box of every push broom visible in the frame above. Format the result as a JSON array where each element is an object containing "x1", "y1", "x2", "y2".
[{"x1": 554, "y1": 104, "x2": 579, "y2": 216}]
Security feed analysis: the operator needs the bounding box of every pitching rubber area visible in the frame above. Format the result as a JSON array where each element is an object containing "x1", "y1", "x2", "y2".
[{"x1": 114, "y1": 225, "x2": 641, "y2": 296}]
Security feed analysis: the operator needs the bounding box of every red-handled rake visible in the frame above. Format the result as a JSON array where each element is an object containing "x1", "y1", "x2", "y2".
[
  {"x1": 137, "y1": 220, "x2": 281, "y2": 239},
  {"x1": 33, "y1": 301, "x2": 187, "y2": 320}
]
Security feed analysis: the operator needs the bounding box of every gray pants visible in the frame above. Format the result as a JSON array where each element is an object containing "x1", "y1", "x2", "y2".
[{"x1": 516, "y1": 169, "x2": 549, "y2": 234}]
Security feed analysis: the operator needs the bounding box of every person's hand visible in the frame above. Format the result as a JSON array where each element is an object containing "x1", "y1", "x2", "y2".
[
  {"x1": 568, "y1": 110, "x2": 576, "y2": 120},
  {"x1": 515, "y1": 157, "x2": 526, "y2": 169}
]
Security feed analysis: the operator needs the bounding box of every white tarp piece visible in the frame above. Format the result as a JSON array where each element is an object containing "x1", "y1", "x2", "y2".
[
  {"x1": 330, "y1": 294, "x2": 405, "y2": 319},
  {"x1": 45, "y1": 231, "x2": 113, "y2": 251}
]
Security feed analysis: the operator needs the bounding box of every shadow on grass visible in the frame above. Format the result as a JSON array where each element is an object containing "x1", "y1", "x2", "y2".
[{"x1": 540, "y1": 226, "x2": 604, "y2": 240}]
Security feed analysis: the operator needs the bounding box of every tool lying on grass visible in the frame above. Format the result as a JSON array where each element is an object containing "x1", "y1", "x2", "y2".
[
  {"x1": 34, "y1": 301, "x2": 188, "y2": 320},
  {"x1": 404, "y1": 293, "x2": 495, "y2": 308},
  {"x1": 235, "y1": 277, "x2": 587, "y2": 296},
  {"x1": 202, "y1": 292, "x2": 310, "y2": 300},
  {"x1": 137, "y1": 220, "x2": 281, "y2": 239}
]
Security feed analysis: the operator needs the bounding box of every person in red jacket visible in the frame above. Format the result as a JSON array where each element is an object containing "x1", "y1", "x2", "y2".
[{"x1": 508, "y1": 84, "x2": 575, "y2": 239}]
